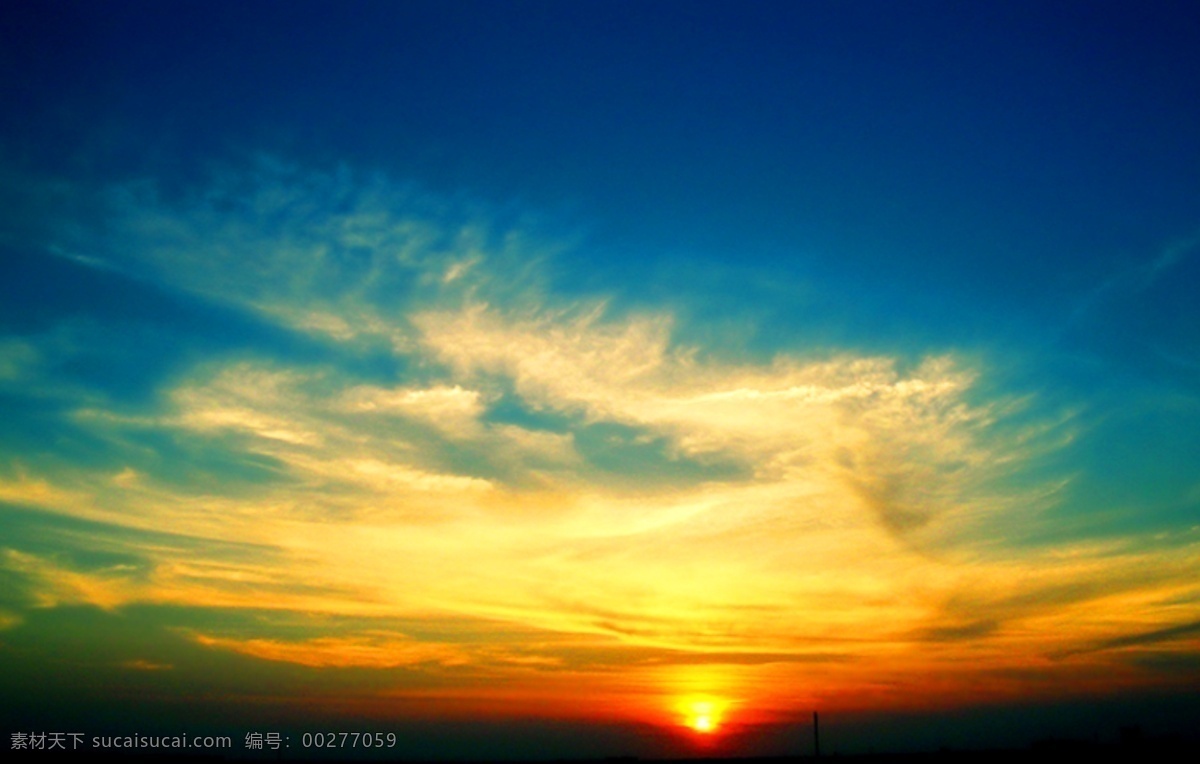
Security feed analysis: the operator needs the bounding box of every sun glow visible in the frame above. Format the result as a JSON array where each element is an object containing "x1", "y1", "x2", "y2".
[{"x1": 681, "y1": 698, "x2": 727, "y2": 735}]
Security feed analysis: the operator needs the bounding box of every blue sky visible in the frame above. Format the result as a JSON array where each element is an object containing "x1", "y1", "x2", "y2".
[{"x1": 2, "y1": 1, "x2": 1200, "y2": 758}]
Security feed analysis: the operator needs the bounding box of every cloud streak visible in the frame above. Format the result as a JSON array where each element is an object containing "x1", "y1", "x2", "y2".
[{"x1": 2, "y1": 158, "x2": 1198, "y2": 724}]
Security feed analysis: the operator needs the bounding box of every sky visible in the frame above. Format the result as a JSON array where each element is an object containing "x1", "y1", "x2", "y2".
[{"x1": 2, "y1": 0, "x2": 1199, "y2": 759}]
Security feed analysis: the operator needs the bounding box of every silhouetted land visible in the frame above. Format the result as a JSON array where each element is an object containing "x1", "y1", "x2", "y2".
[{"x1": 5, "y1": 735, "x2": 1198, "y2": 764}]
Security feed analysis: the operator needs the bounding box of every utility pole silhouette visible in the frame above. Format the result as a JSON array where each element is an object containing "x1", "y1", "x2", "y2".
[{"x1": 813, "y1": 711, "x2": 820, "y2": 757}]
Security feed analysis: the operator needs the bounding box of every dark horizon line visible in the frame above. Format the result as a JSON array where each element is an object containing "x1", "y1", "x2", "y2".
[{"x1": 7, "y1": 732, "x2": 1199, "y2": 764}]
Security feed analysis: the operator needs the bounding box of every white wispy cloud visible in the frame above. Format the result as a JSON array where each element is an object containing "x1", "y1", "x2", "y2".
[
  {"x1": 3, "y1": 158, "x2": 1198, "y2": 713},
  {"x1": 1068, "y1": 227, "x2": 1200, "y2": 328}
]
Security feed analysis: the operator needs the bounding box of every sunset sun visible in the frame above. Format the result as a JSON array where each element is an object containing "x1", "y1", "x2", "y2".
[{"x1": 681, "y1": 698, "x2": 727, "y2": 736}]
